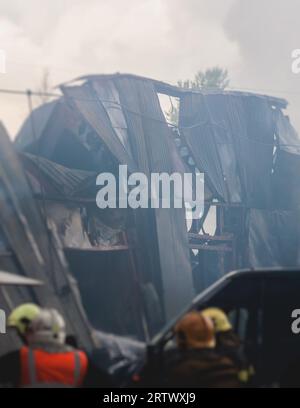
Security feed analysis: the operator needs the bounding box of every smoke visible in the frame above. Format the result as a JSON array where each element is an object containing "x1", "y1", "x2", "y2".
[
  {"x1": 0, "y1": 0, "x2": 238, "y2": 136},
  {"x1": 224, "y1": 0, "x2": 300, "y2": 131},
  {"x1": 0, "y1": 0, "x2": 299, "y2": 135}
]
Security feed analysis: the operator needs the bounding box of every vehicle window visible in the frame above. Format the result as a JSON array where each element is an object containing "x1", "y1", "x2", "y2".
[
  {"x1": 205, "y1": 276, "x2": 262, "y2": 310},
  {"x1": 228, "y1": 308, "x2": 249, "y2": 341},
  {"x1": 202, "y1": 276, "x2": 263, "y2": 359}
]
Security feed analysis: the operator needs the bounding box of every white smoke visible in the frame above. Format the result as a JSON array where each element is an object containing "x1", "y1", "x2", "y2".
[
  {"x1": 0, "y1": 0, "x2": 299, "y2": 135},
  {"x1": 224, "y1": 0, "x2": 300, "y2": 132}
]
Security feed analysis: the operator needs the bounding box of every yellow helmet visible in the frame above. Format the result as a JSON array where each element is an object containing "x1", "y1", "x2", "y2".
[
  {"x1": 8, "y1": 303, "x2": 41, "y2": 335},
  {"x1": 202, "y1": 307, "x2": 232, "y2": 333}
]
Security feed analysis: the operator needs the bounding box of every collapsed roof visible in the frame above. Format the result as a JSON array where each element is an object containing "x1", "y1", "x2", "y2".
[{"x1": 16, "y1": 74, "x2": 197, "y2": 326}]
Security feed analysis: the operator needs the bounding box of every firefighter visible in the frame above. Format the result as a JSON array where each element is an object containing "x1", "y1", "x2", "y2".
[
  {"x1": 202, "y1": 307, "x2": 254, "y2": 385},
  {"x1": 165, "y1": 311, "x2": 240, "y2": 387},
  {"x1": 0, "y1": 303, "x2": 112, "y2": 387}
]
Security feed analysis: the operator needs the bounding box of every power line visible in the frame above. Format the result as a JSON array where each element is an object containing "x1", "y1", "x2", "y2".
[{"x1": 0, "y1": 88, "x2": 59, "y2": 98}]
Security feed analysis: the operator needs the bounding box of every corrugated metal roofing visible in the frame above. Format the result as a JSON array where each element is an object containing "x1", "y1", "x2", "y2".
[
  {"x1": 179, "y1": 92, "x2": 276, "y2": 206},
  {"x1": 64, "y1": 73, "x2": 288, "y2": 108},
  {"x1": 22, "y1": 153, "x2": 96, "y2": 197},
  {"x1": 10, "y1": 72, "x2": 300, "y2": 338},
  {"x1": 60, "y1": 75, "x2": 196, "y2": 322}
]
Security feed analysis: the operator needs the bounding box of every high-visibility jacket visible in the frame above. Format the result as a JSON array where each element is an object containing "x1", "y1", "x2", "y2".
[{"x1": 20, "y1": 346, "x2": 88, "y2": 387}]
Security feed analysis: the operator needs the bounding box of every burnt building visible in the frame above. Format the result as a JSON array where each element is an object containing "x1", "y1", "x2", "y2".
[{"x1": 0, "y1": 73, "x2": 299, "y2": 351}]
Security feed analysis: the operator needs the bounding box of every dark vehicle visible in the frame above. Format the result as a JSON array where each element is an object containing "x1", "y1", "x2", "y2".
[{"x1": 140, "y1": 268, "x2": 300, "y2": 387}]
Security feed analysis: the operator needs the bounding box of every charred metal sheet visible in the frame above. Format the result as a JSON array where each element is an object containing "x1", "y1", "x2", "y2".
[
  {"x1": 22, "y1": 153, "x2": 96, "y2": 197},
  {"x1": 92, "y1": 79, "x2": 132, "y2": 157},
  {"x1": 247, "y1": 208, "x2": 300, "y2": 267},
  {"x1": 22, "y1": 154, "x2": 128, "y2": 250},
  {"x1": 179, "y1": 93, "x2": 275, "y2": 207},
  {"x1": 272, "y1": 149, "x2": 300, "y2": 210},
  {"x1": 15, "y1": 100, "x2": 93, "y2": 173},
  {"x1": 274, "y1": 108, "x2": 300, "y2": 155},
  {"x1": 0, "y1": 122, "x2": 95, "y2": 350},
  {"x1": 112, "y1": 76, "x2": 195, "y2": 321},
  {"x1": 61, "y1": 83, "x2": 137, "y2": 172},
  {"x1": 57, "y1": 74, "x2": 195, "y2": 323}
]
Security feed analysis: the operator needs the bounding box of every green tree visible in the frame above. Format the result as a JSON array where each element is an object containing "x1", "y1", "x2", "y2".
[
  {"x1": 187, "y1": 67, "x2": 229, "y2": 90},
  {"x1": 166, "y1": 67, "x2": 230, "y2": 124}
]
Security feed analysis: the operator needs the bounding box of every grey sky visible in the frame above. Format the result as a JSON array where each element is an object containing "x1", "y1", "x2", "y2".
[{"x1": 0, "y1": 0, "x2": 299, "y2": 136}]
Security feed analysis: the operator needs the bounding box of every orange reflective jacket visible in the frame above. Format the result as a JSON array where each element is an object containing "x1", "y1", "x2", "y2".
[{"x1": 20, "y1": 346, "x2": 88, "y2": 387}]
